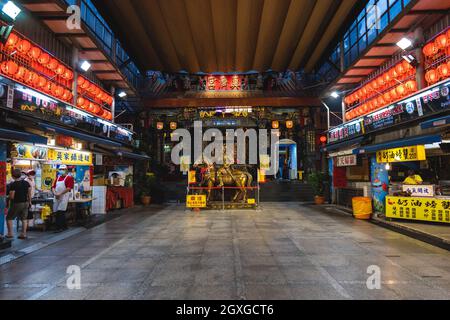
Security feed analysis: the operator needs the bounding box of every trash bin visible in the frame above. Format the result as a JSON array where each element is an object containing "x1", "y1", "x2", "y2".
[{"x1": 352, "y1": 197, "x2": 372, "y2": 220}]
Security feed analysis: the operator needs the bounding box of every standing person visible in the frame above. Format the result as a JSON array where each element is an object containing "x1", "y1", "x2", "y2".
[
  {"x1": 6, "y1": 168, "x2": 31, "y2": 240},
  {"x1": 24, "y1": 170, "x2": 37, "y2": 227},
  {"x1": 52, "y1": 165, "x2": 74, "y2": 233}
]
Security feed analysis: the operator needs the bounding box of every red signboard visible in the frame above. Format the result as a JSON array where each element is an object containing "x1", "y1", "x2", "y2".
[{"x1": 207, "y1": 75, "x2": 242, "y2": 91}]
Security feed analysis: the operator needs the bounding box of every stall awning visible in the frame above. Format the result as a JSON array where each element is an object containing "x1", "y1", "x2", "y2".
[
  {"x1": 322, "y1": 136, "x2": 364, "y2": 153},
  {"x1": 354, "y1": 135, "x2": 442, "y2": 154},
  {"x1": 0, "y1": 128, "x2": 48, "y2": 145},
  {"x1": 116, "y1": 150, "x2": 150, "y2": 161},
  {"x1": 39, "y1": 123, "x2": 122, "y2": 147},
  {"x1": 420, "y1": 115, "x2": 450, "y2": 129}
]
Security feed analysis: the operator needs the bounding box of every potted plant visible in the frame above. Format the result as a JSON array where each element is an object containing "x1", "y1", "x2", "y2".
[
  {"x1": 307, "y1": 171, "x2": 328, "y2": 205},
  {"x1": 139, "y1": 173, "x2": 156, "y2": 206}
]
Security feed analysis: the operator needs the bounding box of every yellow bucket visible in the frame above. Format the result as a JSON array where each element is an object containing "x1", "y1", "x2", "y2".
[{"x1": 352, "y1": 197, "x2": 372, "y2": 220}]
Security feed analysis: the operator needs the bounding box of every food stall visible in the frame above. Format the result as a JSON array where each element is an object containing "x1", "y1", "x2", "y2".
[
  {"x1": 382, "y1": 144, "x2": 450, "y2": 224},
  {"x1": 7, "y1": 141, "x2": 94, "y2": 230}
]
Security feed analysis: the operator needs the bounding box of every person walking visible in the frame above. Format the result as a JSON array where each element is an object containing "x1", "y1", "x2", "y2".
[
  {"x1": 52, "y1": 165, "x2": 74, "y2": 233},
  {"x1": 6, "y1": 168, "x2": 32, "y2": 240}
]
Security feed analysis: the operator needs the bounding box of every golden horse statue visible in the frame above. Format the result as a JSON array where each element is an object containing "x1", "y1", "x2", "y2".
[{"x1": 201, "y1": 164, "x2": 253, "y2": 203}]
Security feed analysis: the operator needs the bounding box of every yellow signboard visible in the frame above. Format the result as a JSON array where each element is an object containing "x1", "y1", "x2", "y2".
[
  {"x1": 186, "y1": 195, "x2": 207, "y2": 208},
  {"x1": 48, "y1": 149, "x2": 92, "y2": 165},
  {"x1": 247, "y1": 198, "x2": 256, "y2": 205},
  {"x1": 376, "y1": 145, "x2": 426, "y2": 163},
  {"x1": 386, "y1": 196, "x2": 450, "y2": 224},
  {"x1": 12, "y1": 144, "x2": 47, "y2": 160}
]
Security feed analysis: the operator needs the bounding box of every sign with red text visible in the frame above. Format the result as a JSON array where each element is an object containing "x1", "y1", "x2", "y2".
[{"x1": 336, "y1": 155, "x2": 357, "y2": 167}]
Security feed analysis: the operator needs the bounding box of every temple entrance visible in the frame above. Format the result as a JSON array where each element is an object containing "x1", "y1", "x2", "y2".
[{"x1": 276, "y1": 139, "x2": 298, "y2": 181}]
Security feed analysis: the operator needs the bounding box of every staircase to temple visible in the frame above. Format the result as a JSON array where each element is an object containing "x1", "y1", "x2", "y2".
[{"x1": 259, "y1": 181, "x2": 316, "y2": 202}]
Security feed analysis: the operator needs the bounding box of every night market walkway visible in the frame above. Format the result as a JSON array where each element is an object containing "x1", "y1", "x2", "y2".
[{"x1": 1, "y1": 203, "x2": 450, "y2": 300}]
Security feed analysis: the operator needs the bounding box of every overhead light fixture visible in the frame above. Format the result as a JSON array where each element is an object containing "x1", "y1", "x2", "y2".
[
  {"x1": 397, "y1": 37, "x2": 412, "y2": 50},
  {"x1": 118, "y1": 91, "x2": 127, "y2": 98},
  {"x1": 385, "y1": 163, "x2": 391, "y2": 170},
  {"x1": 2, "y1": 1, "x2": 21, "y2": 21},
  {"x1": 80, "y1": 60, "x2": 91, "y2": 72},
  {"x1": 330, "y1": 91, "x2": 339, "y2": 99}
]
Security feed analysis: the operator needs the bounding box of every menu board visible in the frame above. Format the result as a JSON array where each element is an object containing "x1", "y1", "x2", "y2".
[
  {"x1": 376, "y1": 145, "x2": 426, "y2": 163},
  {"x1": 327, "y1": 79, "x2": 450, "y2": 144},
  {"x1": 386, "y1": 196, "x2": 450, "y2": 224}
]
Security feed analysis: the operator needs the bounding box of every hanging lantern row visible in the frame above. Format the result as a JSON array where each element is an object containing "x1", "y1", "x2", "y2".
[
  {"x1": 6, "y1": 33, "x2": 74, "y2": 81},
  {"x1": 344, "y1": 60, "x2": 415, "y2": 107},
  {"x1": 77, "y1": 76, "x2": 114, "y2": 106},
  {"x1": 345, "y1": 80, "x2": 417, "y2": 121},
  {"x1": 425, "y1": 60, "x2": 450, "y2": 85},
  {"x1": 76, "y1": 96, "x2": 112, "y2": 121},
  {"x1": 422, "y1": 29, "x2": 450, "y2": 58},
  {"x1": 0, "y1": 60, "x2": 73, "y2": 103}
]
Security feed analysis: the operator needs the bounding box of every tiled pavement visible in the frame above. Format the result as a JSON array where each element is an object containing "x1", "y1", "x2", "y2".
[{"x1": 1, "y1": 203, "x2": 450, "y2": 300}]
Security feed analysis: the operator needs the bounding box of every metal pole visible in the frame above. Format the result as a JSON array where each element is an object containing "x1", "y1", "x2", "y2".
[
  {"x1": 321, "y1": 101, "x2": 331, "y2": 130},
  {"x1": 222, "y1": 186, "x2": 225, "y2": 211}
]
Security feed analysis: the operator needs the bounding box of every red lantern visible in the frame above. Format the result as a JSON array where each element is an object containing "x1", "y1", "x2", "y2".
[
  {"x1": 15, "y1": 66, "x2": 28, "y2": 80},
  {"x1": 77, "y1": 76, "x2": 85, "y2": 86},
  {"x1": 55, "y1": 86, "x2": 64, "y2": 97},
  {"x1": 371, "y1": 80, "x2": 379, "y2": 90},
  {"x1": 37, "y1": 76, "x2": 47, "y2": 88},
  {"x1": 389, "y1": 68, "x2": 398, "y2": 79},
  {"x1": 345, "y1": 112, "x2": 351, "y2": 121},
  {"x1": 423, "y1": 43, "x2": 438, "y2": 57},
  {"x1": 87, "y1": 102, "x2": 95, "y2": 113},
  {"x1": 96, "y1": 108, "x2": 104, "y2": 117},
  {"x1": 377, "y1": 96, "x2": 385, "y2": 106},
  {"x1": 395, "y1": 63, "x2": 406, "y2": 75},
  {"x1": 55, "y1": 64, "x2": 66, "y2": 76},
  {"x1": 383, "y1": 92, "x2": 391, "y2": 103},
  {"x1": 6, "y1": 33, "x2": 19, "y2": 47},
  {"x1": 396, "y1": 84, "x2": 406, "y2": 97},
  {"x1": 93, "y1": 104, "x2": 101, "y2": 114},
  {"x1": 28, "y1": 46, "x2": 42, "y2": 60},
  {"x1": 383, "y1": 72, "x2": 391, "y2": 83},
  {"x1": 47, "y1": 58, "x2": 59, "y2": 71},
  {"x1": 80, "y1": 79, "x2": 89, "y2": 90},
  {"x1": 5, "y1": 61, "x2": 18, "y2": 76},
  {"x1": 405, "y1": 80, "x2": 417, "y2": 93},
  {"x1": 437, "y1": 63, "x2": 449, "y2": 79},
  {"x1": 377, "y1": 77, "x2": 385, "y2": 87},
  {"x1": 63, "y1": 69, "x2": 74, "y2": 80},
  {"x1": 87, "y1": 83, "x2": 96, "y2": 93},
  {"x1": 77, "y1": 97, "x2": 85, "y2": 107},
  {"x1": 362, "y1": 104, "x2": 369, "y2": 114},
  {"x1": 62, "y1": 89, "x2": 70, "y2": 101},
  {"x1": 390, "y1": 88, "x2": 398, "y2": 101},
  {"x1": 38, "y1": 53, "x2": 50, "y2": 65},
  {"x1": 17, "y1": 40, "x2": 31, "y2": 54},
  {"x1": 82, "y1": 100, "x2": 90, "y2": 110},
  {"x1": 435, "y1": 34, "x2": 448, "y2": 49},
  {"x1": 107, "y1": 96, "x2": 113, "y2": 105},
  {"x1": 402, "y1": 60, "x2": 412, "y2": 72},
  {"x1": 25, "y1": 71, "x2": 38, "y2": 85},
  {"x1": 425, "y1": 69, "x2": 438, "y2": 84}
]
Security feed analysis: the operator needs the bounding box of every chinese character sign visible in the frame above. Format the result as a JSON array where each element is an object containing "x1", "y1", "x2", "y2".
[
  {"x1": 376, "y1": 145, "x2": 426, "y2": 163},
  {"x1": 402, "y1": 185, "x2": 434, "y2": 197},
  {"x1": 336, "y1": 155, "x2": 357, "y2": 167},
  {"x1": 186, "y1": 195, "x2": 207, "y2": 208},
  {"x1": 48, "y1": 149, "x2": 92, "y2": 165},
  {"x1": 386, "y1": 196, "x2": 450, "y2": 224}
]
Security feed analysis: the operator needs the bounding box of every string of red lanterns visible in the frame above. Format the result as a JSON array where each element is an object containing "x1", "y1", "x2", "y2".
[
  {"x1": 77, "y1": 75, "x2": 114, "y2": 106},
  {"x1": 344, "y1": 59, "x2": 417, "y2": 121},
  {"x1": 3, "y1": 32, "x2": 113, "y2": 121},
  {"x1": 423, "y1": 28, "x2": 450, "y2": 86}
]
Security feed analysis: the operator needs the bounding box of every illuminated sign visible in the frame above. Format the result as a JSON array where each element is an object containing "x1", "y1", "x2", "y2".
[
  {"x1": 376, "y1": 145, "x2": 426, "y2": 163},
  {"x1": 11, "y1": 143, "x2": 47, "y2": 160},
  {"x1": 48, "y1": 149, "x2": 92, "y2": 165},
  {"x1": 386, "y1": 196, "x2": 450, "y2": 224}
]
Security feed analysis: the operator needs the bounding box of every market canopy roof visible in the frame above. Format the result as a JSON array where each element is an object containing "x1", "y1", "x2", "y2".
[{"x1": 92, "y1": 0, "x2": 363, "y2": 73}]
